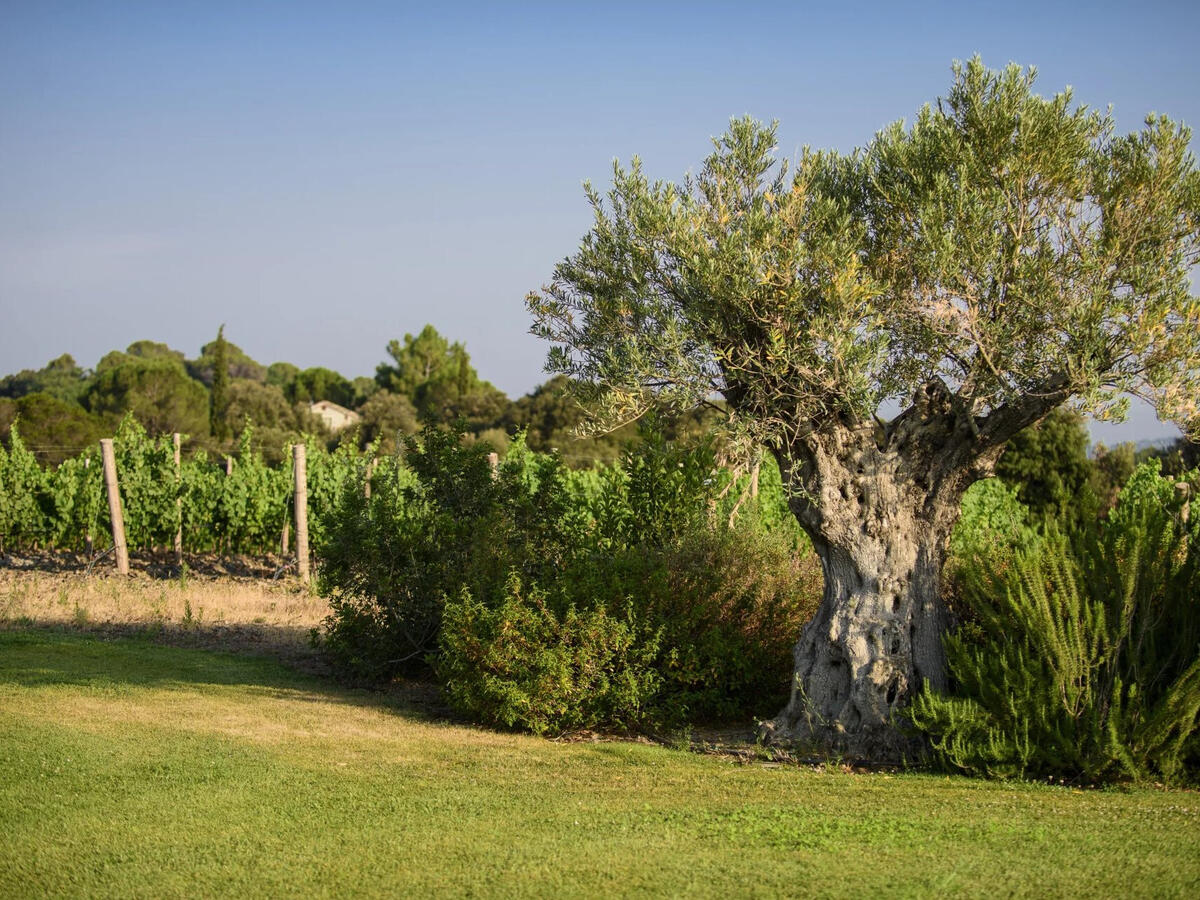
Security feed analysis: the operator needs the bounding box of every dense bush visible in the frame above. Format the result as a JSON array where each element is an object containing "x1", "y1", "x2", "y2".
[
  {"x1": 994, "y1": 408, "x2": 1096, "y2": 523},
  {"x1": 317, "y1": 424, "x2": 820, "y2": 731},
  {"x1": 440, "y1": 575, "x2": 663, "y2": 734},
  {"x1": 44, "y1": 448, "x2": 106, "y2": 549},
  {"x1": 317, "y1": 427, "x2": 494, "y2": 677},
  {"x1": 944, "y1": 478, "x2": 1040, "y2": 630},
  {"x1": 949, "y1": 478, "x2": 1037, "y2": 570},
  {"x1": 910, "y1": 464, "x2": 1200, "y2": 783},
  {"x1": 114, "y1": 418, "x2": 181, "y2": 549},
  {"x1": 0, "y1": 422, "x2": 110, "y2": 552},
  {"x1": 546, "y1": 522, "x2": 818, "y2": 724}
]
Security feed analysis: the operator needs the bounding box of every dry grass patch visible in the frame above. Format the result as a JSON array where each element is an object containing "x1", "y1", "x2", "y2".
[{"x1": 0, "y1": 568, "x2": 330, "y2": 670}]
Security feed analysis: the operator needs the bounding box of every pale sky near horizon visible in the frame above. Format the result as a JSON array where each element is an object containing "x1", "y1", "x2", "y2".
[{"x1": 1, "y1": 0, "x2": 1197, "y2": 446}]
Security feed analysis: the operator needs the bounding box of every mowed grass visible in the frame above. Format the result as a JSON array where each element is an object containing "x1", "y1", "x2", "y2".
[{"x1": 2, "y1": 631, "x2": 1198, "y2": 899}]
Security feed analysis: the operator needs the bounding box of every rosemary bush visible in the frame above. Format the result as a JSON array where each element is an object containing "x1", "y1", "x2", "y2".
[{"x1": 910, "y1": 464, "x2": 1200, "y2": 782}]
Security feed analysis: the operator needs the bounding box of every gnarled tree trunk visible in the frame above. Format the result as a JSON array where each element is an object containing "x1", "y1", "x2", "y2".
[
  {"x1": 765, "y1": 507, "x2": 956, "y2": 761},
  {"x1": 761, "y1": 392, "x2": 1000, "y2": 761}
]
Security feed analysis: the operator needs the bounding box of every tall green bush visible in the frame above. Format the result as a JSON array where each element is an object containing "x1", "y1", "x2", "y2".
[
  {"x1": 215, "y1": 427, "x2": 292, "y2": 552},
  {"x1": 945, "y1": 478, "x2": 1040, "y2": 632},
  {"x1": 317, "y1": 424, "x2": 821, "y2": 731},
  {"x1": 577, "y1": 524, "x2": 819, "y2": 722},
  {"x1": 44, "y1": 447, "x2": 106, "y2": 550},
  {"x1": 317, "y1": 426, "x2": 495, "y2": 677},
  {"x1": 909, "y1": 463, "x2": 1200, "y2": 782},
  {"x1": 112, "y1": 417, "x2": 180, "y2": 549}
]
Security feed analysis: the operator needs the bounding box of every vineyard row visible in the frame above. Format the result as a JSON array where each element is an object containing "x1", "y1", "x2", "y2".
[{"x1": 0, "y1": 418, "x2": 389, "y2": 559}]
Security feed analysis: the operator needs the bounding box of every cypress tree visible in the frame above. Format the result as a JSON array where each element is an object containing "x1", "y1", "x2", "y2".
[{"x1": 210, "y1": 325, "x2": 230, "y2": 442}]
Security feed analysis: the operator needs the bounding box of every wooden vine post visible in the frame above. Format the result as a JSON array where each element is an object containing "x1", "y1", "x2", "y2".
[
  {"x1": 173, "y1": 433, "x2": 183, "y2": 565},
  {"x1": 84, "y1": 456, "x2": 94, "y2": 557},
  {"x1": 293, "y1": 443, "x2": 309, "y2": 583},
  {"x1": 99, "y1": 438, "x2": 130, "y2": 575}
]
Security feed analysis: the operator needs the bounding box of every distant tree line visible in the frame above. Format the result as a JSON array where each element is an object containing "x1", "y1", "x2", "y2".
[
  {"x1": 993, "y1": 407, "x2": 1199, "y2": 519},
  {"x1": 0, "y1": 324, "x2": 717, "y2": 467}
]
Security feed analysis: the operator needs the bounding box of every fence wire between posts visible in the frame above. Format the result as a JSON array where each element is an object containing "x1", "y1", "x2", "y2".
[{"x1": 71, "y1": 433, "x2": 311, "y2": 582}]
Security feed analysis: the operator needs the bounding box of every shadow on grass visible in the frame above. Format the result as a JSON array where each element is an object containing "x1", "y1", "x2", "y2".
[
  {"x1": 2, "y1": 613, "x2": 326, "y2": 672},
  {"x1": 0, "y1": 626, "x2": 452, "y2": 724}
]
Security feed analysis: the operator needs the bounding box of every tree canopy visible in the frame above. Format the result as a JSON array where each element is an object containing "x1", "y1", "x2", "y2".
[
  {"x1": 291, "y1": 367, "x2": 355, "y2": 408},
  {"x1": 0, "y1": 393, "x2": 105, "y2": 465},
  {"x1": 190, "y1": 334, "x2": 267, "y2": 385},
  {"x1": 209, "y1": 325, "x2": 231, "y2": 441},
  {"x1": 375, "y1": 325, "x2": 472, "y2": 398},
  {"x1": 0, "y1": 354, "x2": 90, "y2": 404},
  {"x1": 358, "y1": 389, "x2": 420, "y2": 449},
  {"x1": 84, "y1": 356, "x2": 209, "y2": 438},
  {"x1": 530, "y1": 59, "x2": 1200, "y2": 455},
  {"x1": 376, "y1": 324, "x2": 509, "y2": 428},
  {"x1": 995, "y1": 408, "x2": 1094, "y2": 521}
]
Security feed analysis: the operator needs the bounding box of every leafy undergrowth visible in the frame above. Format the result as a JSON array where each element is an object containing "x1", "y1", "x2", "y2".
[{"x1": 2, "y1": 631, "x2": 1199, "y2": 899}]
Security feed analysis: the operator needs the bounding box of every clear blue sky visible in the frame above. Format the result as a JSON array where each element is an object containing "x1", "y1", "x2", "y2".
[{"x1": 2, "y1": 0, "x2": 1197, "y2": 444}]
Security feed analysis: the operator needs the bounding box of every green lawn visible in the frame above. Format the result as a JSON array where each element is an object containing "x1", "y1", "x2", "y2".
[{"x1": 2, "y1": 631, "x2": 1197, "y2": 898}]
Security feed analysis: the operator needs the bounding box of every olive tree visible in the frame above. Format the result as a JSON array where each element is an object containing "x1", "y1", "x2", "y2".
[{"x1": 527, "y1": 60, "x2": 1200, "y2": 759}]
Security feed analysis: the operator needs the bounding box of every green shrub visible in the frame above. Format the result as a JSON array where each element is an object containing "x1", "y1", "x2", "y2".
[
  {"x1": 909, "y1": 463, "x2": 1200, "y2": 783},
  {"x1": 654, "y1": 525, "x2": 820, "y2": 719},
  {"x1": 607, "y1": 427, "x2": 716, "y2": 547},
  {"x1": 317, "y1": 425, "x2": 608, "y2": 680},
  {"x1": 317, "y1": 429, "x2": 479, "y2": 678},
  {"x1": 113, "y1": 417, "x2": 182, "y2": 550},
  {"x1": 0, "y1": 412, "x2": 368, "y2": 556},
  {"x1": 994, "y1": 407, "x2": 1096, "y2": 524},
  {"x1": 556, "y1": 524, "x2": 820, "y2": 723},
  {"x1": 949, "y1": 478, "x2": 1038, "y2": 571},
  {"x1": 439, "y1": 574, "x2": 662, "y2": 734},
  {"x1": 945, "y1": 478, "x2": 1040, "y2": 635},
  {"x1": 317, "y1": 423, "x2": 821, "y2": 731},
  {"x1": 44, "y1": 447, "x2": 105, "y2": 550},
  {"x1": 215, "y1": 427, "x2": 291, "y2": 553}
]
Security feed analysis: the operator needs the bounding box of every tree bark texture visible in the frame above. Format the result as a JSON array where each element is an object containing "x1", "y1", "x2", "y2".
[{"x1": 761, "y1": 386, "x2": 1003, "y2": 761}]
